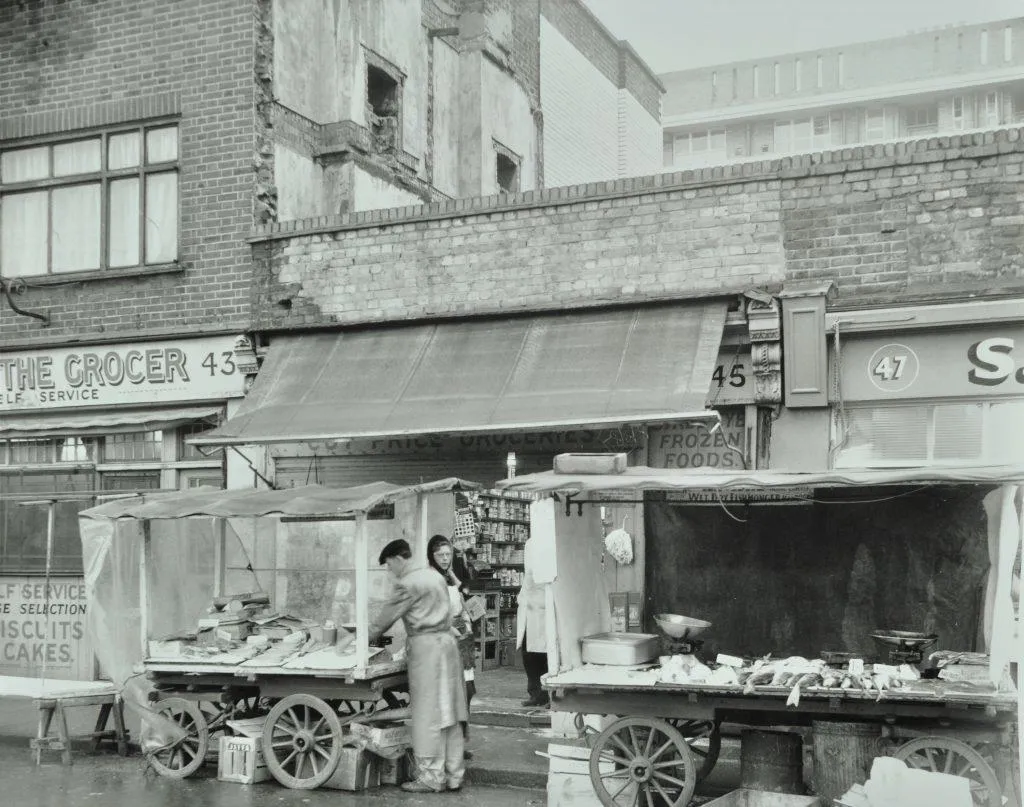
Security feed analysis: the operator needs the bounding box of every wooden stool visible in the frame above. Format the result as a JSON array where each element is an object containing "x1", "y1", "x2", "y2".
[{"x1": 31, "y1": 693, "x2": 128, "y2": 765}]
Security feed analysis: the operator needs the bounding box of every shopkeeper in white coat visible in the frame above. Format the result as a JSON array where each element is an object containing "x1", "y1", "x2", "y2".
[
  {"x1": 516, "y1": 534, "x2": 549, "y2": 707},
  {"x1": 370, "y1": 539, "x2": 469, "y2": 793}
]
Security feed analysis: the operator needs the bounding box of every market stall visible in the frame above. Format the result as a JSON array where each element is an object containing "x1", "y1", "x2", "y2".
[
  {"x1": 497, "y1": 464, "x2": 1022, "y2": 807},
  {"x1": 77, "y1": 478, "x2": 477, "y2": 789}
]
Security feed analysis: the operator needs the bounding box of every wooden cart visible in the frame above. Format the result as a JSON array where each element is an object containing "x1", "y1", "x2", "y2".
[
  {"x1": 545, "y1": 672, "x2": 1019, "y2": 807},
  {"x1": 78, "y1": 478, "x2": 477, "y2": 789}
]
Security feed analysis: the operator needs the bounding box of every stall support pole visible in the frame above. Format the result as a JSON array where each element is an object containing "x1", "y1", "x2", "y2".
[
  {"x1": 213, "y1": 518, "x2": 226, "y2": 598},
  {"x1": 139, "y1": 522, "x2": 151, "y2": 659},
  {"x1": 354, "y1": 515, "x2": 369, "y2": 672},
  {"x1": 40, "y1": 501, "x2": 55, "y2": 686}
]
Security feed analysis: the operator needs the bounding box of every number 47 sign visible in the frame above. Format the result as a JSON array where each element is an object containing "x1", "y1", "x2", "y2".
[{"x1": 868, "y1": 344, "x2": 920, "y2": 393}]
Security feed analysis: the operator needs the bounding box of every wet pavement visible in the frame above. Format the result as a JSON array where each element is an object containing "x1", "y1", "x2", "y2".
[{"x1": 0, "y1": 744, "x2": 546, "y2": 807}]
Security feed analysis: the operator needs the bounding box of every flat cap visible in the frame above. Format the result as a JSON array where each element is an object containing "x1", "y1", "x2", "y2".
[{"x1": 378, "y1": 538, "x2": 412, "y2": 565}]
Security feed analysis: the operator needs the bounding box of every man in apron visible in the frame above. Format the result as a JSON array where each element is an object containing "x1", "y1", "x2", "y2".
[{"x1": 370, "y1": 539, "x2": 468, "y2": 793}]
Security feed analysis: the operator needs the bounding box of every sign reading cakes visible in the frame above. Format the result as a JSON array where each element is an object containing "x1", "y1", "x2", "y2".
[
  {"x1": 0, "y1": 336, "x2": 246, "y2": 411},
  {"x1": 0, "y1": 579, "x2": 89, "y2": 674}
]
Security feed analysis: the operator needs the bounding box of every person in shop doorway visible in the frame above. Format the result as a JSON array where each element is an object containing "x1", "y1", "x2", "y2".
[
  {"x1": 516, "y1": 535, "x2": 549, "y2": 707},
  {"x1": 426, "y1": 534, "x2": 477, "y2": 760},
  {"x1": 370, "y1": 539, "x2": 468, "y2": 793}
]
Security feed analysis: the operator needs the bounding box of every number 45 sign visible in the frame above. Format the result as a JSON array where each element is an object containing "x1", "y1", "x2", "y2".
[{"x1": 867, "y1": 344, "x2": 920, "y2": 393}]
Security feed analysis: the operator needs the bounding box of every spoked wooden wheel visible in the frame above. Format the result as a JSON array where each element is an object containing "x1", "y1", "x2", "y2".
[
  {"x1": 263, "y1": 694, "x2": 343, "y2": 789},
  {"x1": 148, "y1": 697, "x2": 209, "y2": 779},
  {"x1": 665, "y1": 719, "x2": 721, "y2": 781},
  {"x1": 893, "y1": 736, "x2": 1003, "y2": 807},
  {"x1": 589, "y1": 717, "x2": 697, "y2": 807}
]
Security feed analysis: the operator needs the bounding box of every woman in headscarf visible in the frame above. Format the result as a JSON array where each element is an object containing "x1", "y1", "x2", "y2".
[{"x1": 427, "y1": 534, "x2": 476, "y2": 757}]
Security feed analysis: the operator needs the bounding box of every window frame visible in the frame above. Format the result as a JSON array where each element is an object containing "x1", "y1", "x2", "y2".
[{"x1": 0, "y1": 120, "x2": 180, "y2": 278}]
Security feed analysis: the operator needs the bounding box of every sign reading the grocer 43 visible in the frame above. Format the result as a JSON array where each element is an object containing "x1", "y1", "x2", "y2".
[
  {"x1": 837, "y1": 327, "x2": 1024, "y2": 402},
  {"x1": 0, "y1": 336, "x2": 247, "y2": 411}
]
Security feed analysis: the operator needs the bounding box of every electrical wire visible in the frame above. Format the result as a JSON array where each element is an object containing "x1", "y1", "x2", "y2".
[{"x1": 714, "y1": 488, "x2": 748, "y2": 523}]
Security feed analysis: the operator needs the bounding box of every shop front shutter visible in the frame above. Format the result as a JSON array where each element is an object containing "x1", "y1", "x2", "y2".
[{"x1": 273, "y1": 453, "x2": 559, "y2": 490}]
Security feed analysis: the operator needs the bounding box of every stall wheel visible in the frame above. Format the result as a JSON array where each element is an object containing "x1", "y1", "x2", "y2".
[
  {"x1": 589, "y1": 717, "x2": 697, "y2": 807},
  {"x1": 263, "y1": 694, "x2": 343, "y2": 789},
  {"x1": 665, "y1": 718, "x2": 721, "y2": 782},
  {"x1": 893, "y1": 736, "x2": 1004, "y2": 807},
  {"x1": 147, "y1": 698, "x2": 209, "y2": 779}
]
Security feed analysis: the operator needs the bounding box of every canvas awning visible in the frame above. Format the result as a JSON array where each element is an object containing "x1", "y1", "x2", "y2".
[
  {"x1": 495, "y1": 465, "x2": 1024, "y2": 495},
  {"x1": 192, "y1": 301, "x2": 727, "y2": 446},
  {"x1": 78, "y1": 477, "x2": 478, "y2": 520},
  {"x1": 0, "y1": 405, "x2": 221, "y2": 438}
]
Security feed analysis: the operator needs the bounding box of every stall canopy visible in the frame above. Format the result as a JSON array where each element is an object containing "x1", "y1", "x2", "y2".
[
  {"x1": 0, "y1": 405, "x2": 221, "y2": 438},
  {"x1": 79, "y1": 478, "x2": 478, "y2": 520},
  {"x1": 496, "y1": 464, "x2": 1024, "y2": 495},
  {"x1": 191, "y1": 301, "x2": 727, "y2": 446}
]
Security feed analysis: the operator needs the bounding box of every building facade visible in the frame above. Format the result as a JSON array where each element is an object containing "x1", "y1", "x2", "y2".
[
  {"x1": 661, "y1": 18, "x2": 1024, "y2": 170},
  {"x1": 0, "y1": 0, "x2": 660, "y2": 679}
]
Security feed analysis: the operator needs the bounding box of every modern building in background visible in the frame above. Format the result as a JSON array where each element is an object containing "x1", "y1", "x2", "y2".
[
  {"x1": 0, "y1": 0, "x2": 660, "y2": 679},
  {"x1": 661, "y1": 18, "x2": 1024, "y2": 170}
]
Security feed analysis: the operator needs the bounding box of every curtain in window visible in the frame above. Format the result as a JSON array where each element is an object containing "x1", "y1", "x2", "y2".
[
  {"x1": 0, "y1": 190, "x2": 48, "y2": 276},
  {"x1": 0, "y1": 146, "x2": 49, "y2": 183},
  {"x1": 145, "y1": 172, "x2": 178, "y2": 264},
  {"x1": 51, "y1": 183, "x2": 101, "y2": 272},
  {"x1": 109, "y1": 178, "x2": 141, "y2": 268}
]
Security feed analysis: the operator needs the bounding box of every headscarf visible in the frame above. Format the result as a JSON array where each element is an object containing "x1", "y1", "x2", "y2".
[{"x1": 427, "y1": 534, "x2": 458, "y2": 586}]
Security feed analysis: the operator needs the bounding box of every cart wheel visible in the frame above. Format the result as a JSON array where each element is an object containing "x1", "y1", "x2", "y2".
[
  {"x1": 148, "y1": 698, "x2": 209, "y2": 779},
  {"x1": 263, "y1": 694, "x2": 343, "y2": 789},
  {"x1": 893, "y1": 736, "x2": 1003, "y2": 807},
  {"x1": 666, "y1": 719, "x2": 721, "y2": 781},
  {"x1": 589, "y1": 717, "x2": 696, "y2": 807}
]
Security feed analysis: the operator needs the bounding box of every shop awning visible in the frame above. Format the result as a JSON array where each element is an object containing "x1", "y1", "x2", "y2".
[
  {"x1": 495, "y1": 464, "x2": 1024, "y2": 495},
  {"x1": 192, "y1": 302, "x2": 728, "y2": 446},
  {"x1": 79, "y1": 477, "x2": 479, "y2": 520},
  {"x1": 0, "y1": 405, "x2": 222, "y2": 438}
]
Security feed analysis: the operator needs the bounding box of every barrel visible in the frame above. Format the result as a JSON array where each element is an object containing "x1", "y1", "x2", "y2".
[
  {"x1": 811, "y1": 721, "x2": 883, "y2": 804},
  {"x1": 740, "y1": 729, "x2": 805, "y2": 794}
]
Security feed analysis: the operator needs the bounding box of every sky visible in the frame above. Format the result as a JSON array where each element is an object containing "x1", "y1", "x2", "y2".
[{"x1": 581, "y1": 0, "x2": 1024, "y2": 74}]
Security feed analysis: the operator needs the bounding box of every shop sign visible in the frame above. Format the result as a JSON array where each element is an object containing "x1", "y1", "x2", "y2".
[
  {"x1": 837, "y1": 326, "x2": 1024, "y2": 402},
  {"x1": 660, "y1": 487, "x2": 813, "y2": 504},
  {"x1": 0, "y1": 336, "x2": 247, "y2": 412},
  {"x1": 0, "y1": 577, "x2": 93, "y2": 680},
  {"x1": 648, "y1": 408, "x2": 746, "y2": 470}
]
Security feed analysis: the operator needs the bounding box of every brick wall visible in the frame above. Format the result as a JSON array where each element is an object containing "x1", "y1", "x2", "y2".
[
  {"x1": 251, "y1": 128, "x2": 1024, "y2": 331},
  {"x1": 540, "y1": 18, "x2": 620, "y2": 187},
  {"x1": 0, "y1": 0, "x2": 255, "y2": 347}
]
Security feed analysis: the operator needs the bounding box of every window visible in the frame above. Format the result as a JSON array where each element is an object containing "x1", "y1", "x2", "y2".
[
  {"x1": 672, "y1": 130, "x2": 727, "y2": 168},
  {"x1": 834, "y1": 401, "x2": 1024, "y2": 468},
  {"x1": 753, "y1": 65, "x2": 760, "y2": 97},
  {"x1": 905, "y1": 104, "x2": 939, "y2": 136},
  {"x1": 365, "y1": 50, "x2": 405, "y2": 153},
  {"x1": 816, "y1": 55, "x2": 823, "y2": 88},
  {"x1": 981, "y1": 29, "x2": 989, "y2": 65},
  {"x1": 493, "y1": 141, "x2": 521, "y2": 194},
  {"x1": 774, "y1": 118, "x2": 813, "y2": 154},
  {"x1": 1005, "y1": 26, "x2": 1013, "y2": 62},
  {"x1": 711, "y1": 70, "x2": 717, "y2": 102},
  {"x1": 837, "y1": 53, "x2": 845, "y2": 87},
  {"x1": 731, "y1": 68, "x2": 738, "y2": 100},
  {"x1": 795, "y1": 58, "x2": 802, "y2": 92},
  {"x1": 0, "y1": 420, "x2": 221, "y2": 574},
  {"x1": 951, "y1": 96, "x2": 966, "y2": 130},
  {"x1": 0, "y1": 124, "x2": 178, "y2": 277},
  {"x1": 864, "y1": 107, "x2": 890, "y2": 141},
  {"x1": 982, "y1": 91, "x2": 1001, "y2": 127},
  {"x1": 1012, "y1": 90, "x2": 1024, "y2": 124},
  {"x1": 102, "y1": 430, "x2": 162, "y2": 462},
  {"x1": 773, "y1": 63, "x2": 780, "y2": 95}
]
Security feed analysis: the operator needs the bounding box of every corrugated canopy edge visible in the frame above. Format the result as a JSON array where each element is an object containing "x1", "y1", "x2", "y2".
[
  {"x1": 191, "y1": 301, "x2": 728, "y2": 446},
  {"x1": 495, "y1": 465, "x2": 1024, "y2": 494},
  {"x1": 78, "y1": 477, "x2": 480, "y2": 520}
]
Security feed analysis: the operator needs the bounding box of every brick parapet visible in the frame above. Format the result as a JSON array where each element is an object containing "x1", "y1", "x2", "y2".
[{"x1": 252, "y1": 127, "x2": 1024, "y2": 242}]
